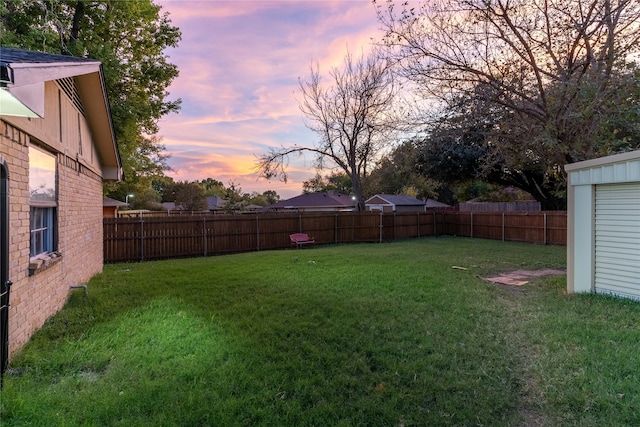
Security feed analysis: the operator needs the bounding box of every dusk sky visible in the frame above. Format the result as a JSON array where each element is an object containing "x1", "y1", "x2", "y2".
[{"x1": 156, "y1": 0, "x2": 385, "y2": 198}]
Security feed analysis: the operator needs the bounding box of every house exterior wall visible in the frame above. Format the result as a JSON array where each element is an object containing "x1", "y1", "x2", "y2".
[
  {"x1": 367, "y1": 204, "x2": 424, "y2": 213},
  {"x1": 568, "y1": 184, "x2": 595, "y2": 294},
  {"x1": 103, "y1": 206, "x2": 117, "y2": 217},
  {"x1": 366, "y1": 196, "x2": 387, "y2": 205},
  {"x1": 365, "y1": 195, "x2": 427, "y2": 213},
  {"x1": 366, "y1": 204, "x2": 393, "y2": 212},
  {"x1": 565, "y1": 150, "x2": 640, "y2": 296},
  {"x1": 6, "y1": 82, "x2": 102, "y2": 178},
  {"x1": 1, "y1": 79, "x2": 105, "y2": 358},
  {"x1": 396, "y1": 205, "x2": 426, "y2": 213}
]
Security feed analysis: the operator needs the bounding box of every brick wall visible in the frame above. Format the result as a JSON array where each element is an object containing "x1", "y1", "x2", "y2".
[{"x1": 1, "y1": 120, "x2": 104, "y2": 358}]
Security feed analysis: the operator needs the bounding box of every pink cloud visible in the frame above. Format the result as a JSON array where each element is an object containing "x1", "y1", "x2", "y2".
[{"x1": 155, "y1": 0, "x2": 382, "y2": 199}]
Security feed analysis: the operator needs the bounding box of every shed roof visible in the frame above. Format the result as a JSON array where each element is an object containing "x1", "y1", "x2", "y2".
[
  {"x1": 565, "y1": 149, "x2": 640, "y2": 186},
  {"x1": 565, "y1": 150, "x2": 640, "y2": 172}
]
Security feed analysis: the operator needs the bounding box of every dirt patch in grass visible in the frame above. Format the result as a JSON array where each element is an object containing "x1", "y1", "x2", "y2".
[{"x1": 483, "y1": 269, "x2": 566, "y2": 286}]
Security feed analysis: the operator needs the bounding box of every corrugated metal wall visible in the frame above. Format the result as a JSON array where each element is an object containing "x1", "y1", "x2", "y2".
[{"x1": 595, "y1": 183, "x2": 640, "y2": 298}]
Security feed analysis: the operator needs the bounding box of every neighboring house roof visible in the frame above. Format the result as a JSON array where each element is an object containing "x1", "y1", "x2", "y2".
[
  {"x1": 207, "y1": 196, "x2": 227, "y2": 210},
  {"x1": 0, "y1": 47, "x2": 121, "y2": 181},
  {"x1": 265, "y1": 192, "x2": 357, "y2": 211},
  {"x1": 365, "y1": 194, "x2": 426, "y2": 206},
  {"x1": 103, "y1": 196, "x2": 128, "y2": 208},
  {"x1": 425, "y1": 199, "x2": 451, "y2": 209}
]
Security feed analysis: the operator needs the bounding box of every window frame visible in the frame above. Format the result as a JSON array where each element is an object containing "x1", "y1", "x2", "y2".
[
  {"x1": 28, "y1": 145, "x2": 58, "y2": 259},
  {"x1": 29, "y1": 206, "x2": 57, "y2": 258}
]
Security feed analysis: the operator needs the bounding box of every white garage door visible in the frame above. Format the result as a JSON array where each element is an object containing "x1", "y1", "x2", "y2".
[{"x1": 595, "y1": 183, "x2": 640, "y2": 298}]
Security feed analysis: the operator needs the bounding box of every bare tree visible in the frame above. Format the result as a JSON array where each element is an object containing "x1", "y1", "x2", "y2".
[
  {"x1": 376, "y1": 0, "x2": 640, "y2": 205},
  {"x1": 257, "y1": 48, "x2": 398, "y2": 210}
]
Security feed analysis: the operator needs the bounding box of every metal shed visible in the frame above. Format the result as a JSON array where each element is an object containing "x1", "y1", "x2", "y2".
[{"x1": 565, "y1": 150, "x2": 640, "y2": 298}]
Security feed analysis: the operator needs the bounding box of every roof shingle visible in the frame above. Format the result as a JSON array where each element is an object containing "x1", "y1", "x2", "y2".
[{"x1": 0, "y1": 47, "x2": 98, "y2": 66}]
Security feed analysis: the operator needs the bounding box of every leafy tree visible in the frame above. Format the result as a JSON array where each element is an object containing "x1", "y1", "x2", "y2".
[
  {"x1": 258, "y1": 48, "x2": 398, "y2": 210},
  {"x1": 367, "y1": 140, "x2": 440, "y2": 200},
  {"x1": 1, "y1": 0, "x2": 181, "y2": 190},
  {"x1": 456, "y1": 181, "x2": 495, "y2": 204},
  {"x1": 199, "y1": 178, "x2": 226, "y2": 197},
  {"x1": 163, "y1": 181, "x2": 207, "y2": 211},
  {"x1": 152, "y1": 175, "x2": 175, "y2": 201},
  {"x1": 377, "y1": 0, "x2": 640, "y2": 208},
  {"x1": 302, "y1": 172, "x2": 352, "y2": 194},
  {"x1": 245, "y1": 190, "x2": 280, "y2": 207},
  {"x1": 222, "y1": 181, "x2": 246, "y2": 212},
  {"x1": 260, "y1": 190, "x2": 280, "y2": 205},
  {"x1": 108, "y1": 177, "x2": 162, "y2": 211},
  {"x1": 415, "y1": 71, "x2": 640, "y2": 209},
  {"x1": 129, "y1": 179, "x2": 164, "y2": 210},
  {"x1": 157, "y1": 177, "x2": 281, "y2": 210},
  {"x1": 302, "y1": 174, "x2": 326, "y2": 194}
]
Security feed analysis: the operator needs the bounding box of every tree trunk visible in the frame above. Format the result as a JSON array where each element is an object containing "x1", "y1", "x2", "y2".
[{"x1": 70, "y1": 1, "x2": 85, "y2": 42}]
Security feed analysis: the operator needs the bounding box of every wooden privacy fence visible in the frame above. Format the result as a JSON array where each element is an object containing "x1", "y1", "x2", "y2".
[
  {"x1": 443, "y1": 211, "x2": 567, "y2": 246},
  {"x1": 103, "y1": 211, "x2": 567, "y2": 263}
]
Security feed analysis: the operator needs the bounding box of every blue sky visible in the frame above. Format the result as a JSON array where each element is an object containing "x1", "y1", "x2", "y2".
[{"x1": 156, "y1": 0, "x2": 383, "y2": 198}]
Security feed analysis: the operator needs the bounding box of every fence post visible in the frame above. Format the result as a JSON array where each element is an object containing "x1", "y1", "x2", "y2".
[
  {"x1": 139, "y1": 217, "x2": 145, "y2": 262},
  {"x1": 470, "y1": 212, "x2": 473, "y2": 238},
  {"x1": 203, "y1": 217, "x2": 207, "y2": 257},
  {"x1": 417, "y1": 212, "x2": 420, "y2": 237},
  {"x1": 256, "y1": 215, "x2": 260, "y2": 251},
  {"x1": 544, "y1": 212, "x2": 547, "y2": 245},
  {"x1": 353, "y1": 212, "x2": 357, "y2": 242},
  {"x1": 394, "y1": 212, "x2": 397, "y2": 240},
  {"x1": 433, "y1": 212, "x2": 437, "y2": 237},
  {"x1": 379, "y1": 211, "x2": 383, "y2": 243},
  {"x1": 335, "y1": 214, "x2": 338, "y2": 244},
  {"x1": 502, "y1": 212, "x2": 505, "y2": 241}
]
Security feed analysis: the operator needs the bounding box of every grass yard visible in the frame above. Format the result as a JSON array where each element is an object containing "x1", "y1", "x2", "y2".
[{"x1": 2, "y1": 237, "x2": 640, "y2": 426}]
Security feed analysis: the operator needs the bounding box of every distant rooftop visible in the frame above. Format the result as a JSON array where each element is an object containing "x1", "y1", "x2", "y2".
[{"x1": 266, "y1": 192, "x2": 356, "y2": 209}]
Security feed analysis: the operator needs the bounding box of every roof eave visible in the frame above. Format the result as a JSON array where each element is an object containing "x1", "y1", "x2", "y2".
[
  {"x1": 1, "y1": 50, "x2": 122, "y2": 182},
  {"x1": 75, "y1": 68, "x2": 122, "y2": 181},
  {"x1": 7, "y1": 61, "x2": 102, "y2": 86}
]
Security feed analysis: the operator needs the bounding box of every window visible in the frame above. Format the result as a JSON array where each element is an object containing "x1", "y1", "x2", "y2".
[
  {"x1": 29, "y1": 145, "x2": 57, "y2": 257},
  {"x1": 30, "y1": 206, "x2": 55, "y2": 257}
]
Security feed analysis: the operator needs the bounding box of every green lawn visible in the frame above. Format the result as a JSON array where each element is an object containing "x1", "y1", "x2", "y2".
[{"x1": 2, "y1": 237, "x2": 640, "y2": 426}]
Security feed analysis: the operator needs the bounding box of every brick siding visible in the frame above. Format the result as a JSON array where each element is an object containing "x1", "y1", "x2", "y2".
[{"x1": 2, "y1": 119, "x2": 104, "y2": 358}]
